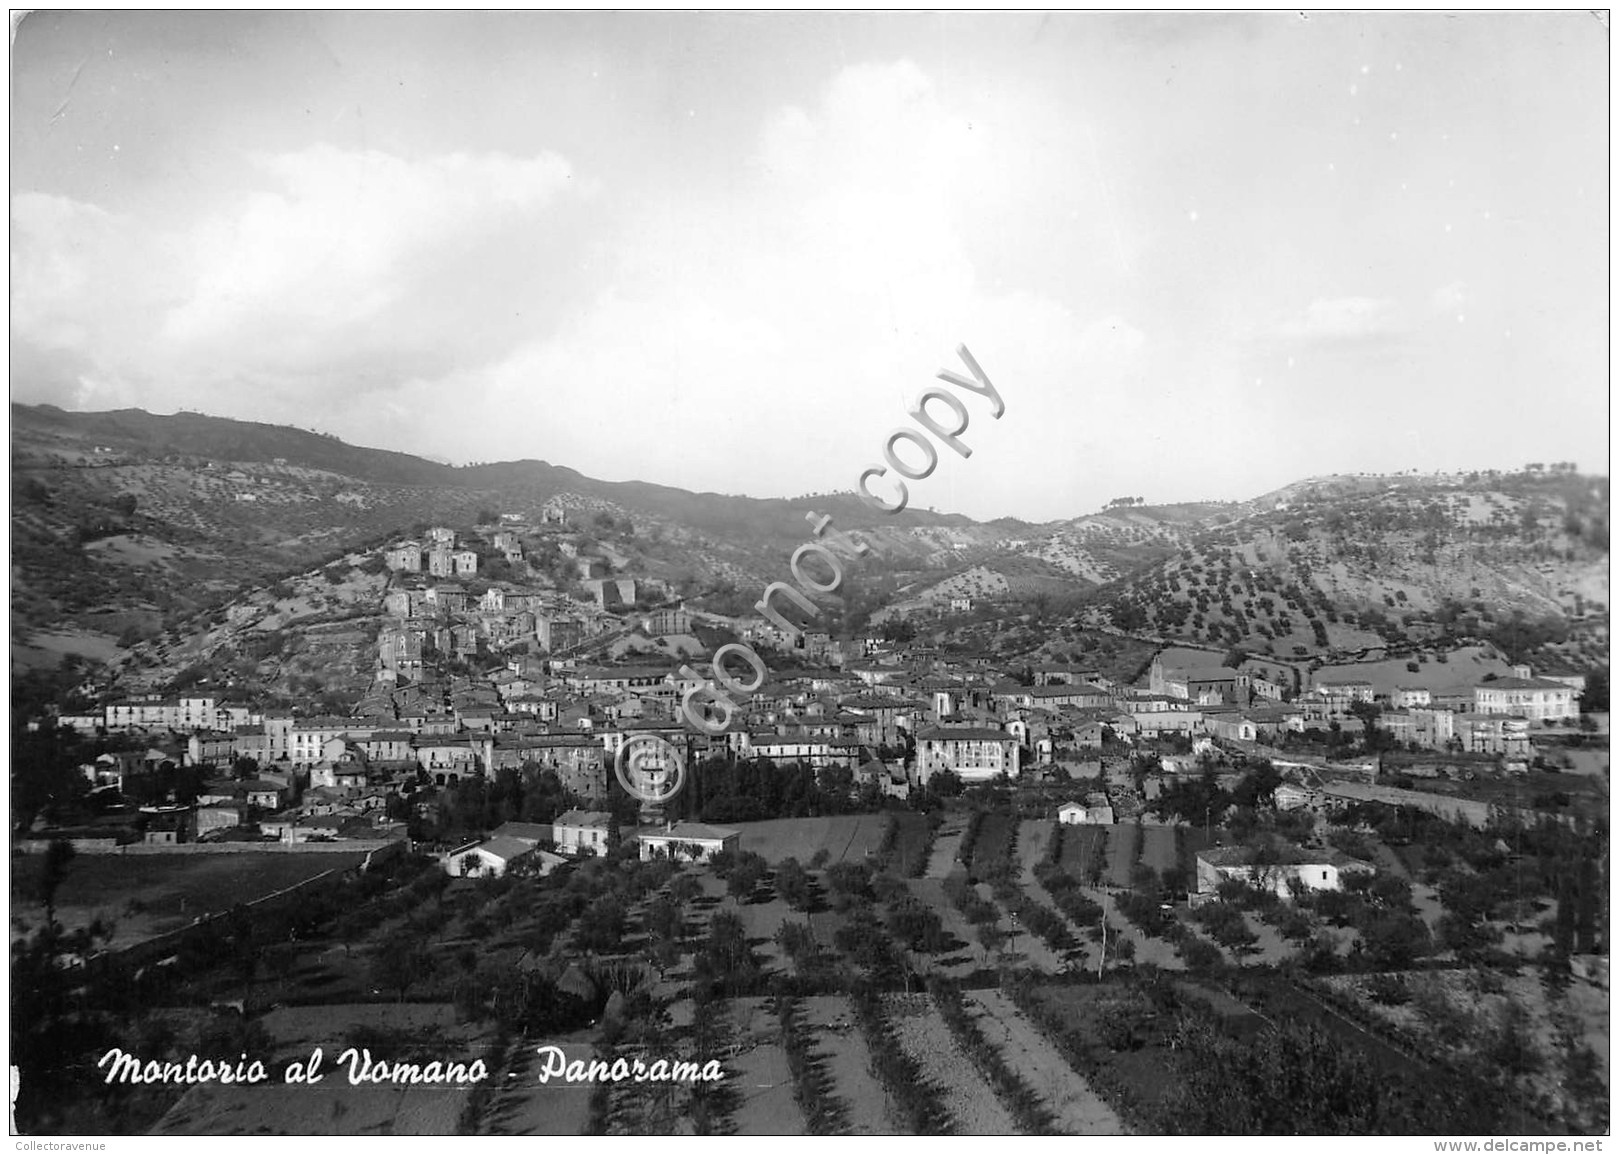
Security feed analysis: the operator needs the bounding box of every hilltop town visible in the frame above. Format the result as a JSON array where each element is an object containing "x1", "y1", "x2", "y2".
[{"x1": 12, "y1": 479, "x2": 1609, "y2": 1136}]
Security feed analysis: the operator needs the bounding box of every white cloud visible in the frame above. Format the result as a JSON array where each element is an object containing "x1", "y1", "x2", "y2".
[
  {"x1": 1278, "y1": 296, "x2": 1402, "y2": 340},
  {"x1": 12, "y1": 60, "x2": 1151, "y2": 519},
  {"x1": 1432, "y1": 280, "x2": 1467, "y2": 312},
  {"x1": 158, "y1": 145, "x2": 578, "y2": 357},
  {"x1": 12, "y1": 146, "x2": 583, "y2": 412},
  {"x1": 369, "y1": 60, "x2": 1149, "y2": 517}
]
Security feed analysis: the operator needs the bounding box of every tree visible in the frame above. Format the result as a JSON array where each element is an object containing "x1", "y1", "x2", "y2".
[
  {"x1": 727, "y1": 852, "x2": 767, "y2": 902},
  {"x1": 775, "y1": 858, "x2": 813, "y2": 911},
  {"x1": 371, "y1": 933, "x2": 434, "y2": 1002},
  {"x1": 37, "y1": 839, "x2": 76, "y2": 931},
  {"x1": 476, "y1": 507, "x2": 499, "y2": 525},
  {"x1": 1579, "y1": 668, "x2": 1608, "y2": 714}
]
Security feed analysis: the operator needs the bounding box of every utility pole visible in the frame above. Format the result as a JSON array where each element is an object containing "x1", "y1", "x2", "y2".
[{"x1": 1097, "y1": 892, "x2": 1109, "y2": 979}]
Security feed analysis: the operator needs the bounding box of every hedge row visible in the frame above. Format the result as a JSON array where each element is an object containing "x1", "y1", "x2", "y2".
[
  {"x1": 1001, "y1": 978, "x2": 1155, "y2": 1134},
  {"x1": 927, "y1": 978, "x2": 1061, "y2": 1135},
  {"x1": 955, "y1": 809, "x2": 988, "y2": 869},
  {"x1": 774, "y1": 995, "x2": 852, "y2": 1135},
  {"x1": 848, "y1": 987, "x2": 955, "y2": 1135},
  {"x1": 1034, "y1": 860, "x2": 1104, "y2": 927}
]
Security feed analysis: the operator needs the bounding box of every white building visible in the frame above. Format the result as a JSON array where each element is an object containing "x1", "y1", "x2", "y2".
[
  {"x1": 552, "y1": 808, "x2": 615, "y2": 856},
  {"x1": 914, "y1": 726, "x2": 1020, "y2": 784},
  {"x1": 1058, "y1": 795, "x2": 1114, "y2": 825},
  {"x1": 1195, "y1": 845, "x2": 1373, "y2": 901},
  {"x1": 638, "y1": 821, "x2": 741, "y2": 863},
  {"x1": 1473, "y1": 676, "x2": 1579, "y2": 723},
  {"x1": 443, "y1": 836, "x2": 553, "y2": 878}
]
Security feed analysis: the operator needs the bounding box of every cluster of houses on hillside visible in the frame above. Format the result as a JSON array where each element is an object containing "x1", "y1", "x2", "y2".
[
  {"x1": 47, "y1": 627, "x2": 1586, "y2": 856},
  {"x1": 441, "y1": 813, "x2": 744, "y2": 880},
  {"x1": 34, "y1": 507, "x2": 1591, "y2": 859},
  {"x1": 1144, "y1": 654, "x2": 1581, "y2": 757},
  {"x1": 372, "y1": 515, "x2": 689, "y2": 678}
]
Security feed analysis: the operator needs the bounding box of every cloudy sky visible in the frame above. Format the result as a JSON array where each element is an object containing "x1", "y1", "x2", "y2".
[{"x1": 11, "y1": 12, "x2": 1608, "y2": 521}]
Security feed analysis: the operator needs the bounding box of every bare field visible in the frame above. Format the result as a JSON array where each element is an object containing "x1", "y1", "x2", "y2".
[
  {"x1": 725, "y1": 997, "x2": 808, "y2": 1135},
  {"x1": 151, "y1": 1003, "x2": 489, "y2": 1136},
  {"x1": 797, "y1": 995, "x2": 898, "y2": 1135},
  {"x1": 486, "y1": 1036, "x2": 598, "y2": 1136},
  {"x1": 966, "y1": 989, "x2": 1126, "y2": 1134},
  {"x1": 731, "y1": 814, "x2": 891, "y2": 865},
  {"x1": 10, "y1": 852, "x2": 369, "y2": 947},
  {"x1": 882, "y1": 992, "x2": 1014, "y2": 1134}
]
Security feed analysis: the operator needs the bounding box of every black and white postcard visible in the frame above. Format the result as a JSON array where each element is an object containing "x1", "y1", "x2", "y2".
[{"x1": 8, "y1": 10, "x2": 1610, "y2": 1141}]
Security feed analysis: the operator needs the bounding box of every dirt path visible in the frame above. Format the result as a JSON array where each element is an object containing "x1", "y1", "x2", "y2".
[
  {"x1": 725, "y1": 997, "x2": 808, "y2": 1135},
  {"x1": 923, "y1": 822, "x2": 965, "y2": 879},
  {"x1": 1020, "y1": 820, "x2": 1099, "y2": 972},
  {"x1": 1106, "y1": 822, "x2": 1140, "y2": 887},
  {"x1": 799, "y1": 995, "x2": 900, "y2": 1135},
  {"x1": 486, "y1": 1037, "x2": 596, "y2": 1135},
  {"x1": 977, "y1": 880, "x2": 1066, "y2": 973},
  {"x1": 1239, "y1": 911, "x2": 1294, "y2": 965},
  {"x1": 965, "y1": 990, "x2": 1127, "y2": 1135},
  {"x1": 883, "y1": 992, "x2": 1014, "y2": 1135},
  {"x1": 908, "y1": 877, "x2": 990, "y2": 978},
  {"x1": 1084, "y1": 886, "x2": 1182, "y2": 971}
]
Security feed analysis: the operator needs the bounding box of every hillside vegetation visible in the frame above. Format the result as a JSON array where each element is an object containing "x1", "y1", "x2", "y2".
[
  {"x1": 10, "y1": 406, "x2": 1608, "y2": 692},
  {"x1": 1083, "y1": 469, "x2": 1608, "y2": 670}
]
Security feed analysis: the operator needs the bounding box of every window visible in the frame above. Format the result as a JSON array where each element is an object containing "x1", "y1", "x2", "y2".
[{"x1": 1321, "y1": 871, "x2": 1328, "y2": 881}]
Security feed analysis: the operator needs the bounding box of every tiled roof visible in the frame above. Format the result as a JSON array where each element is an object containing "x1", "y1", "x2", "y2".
[{"x1": 916, "y1": 726, "x2": 1014, "y2": 742}]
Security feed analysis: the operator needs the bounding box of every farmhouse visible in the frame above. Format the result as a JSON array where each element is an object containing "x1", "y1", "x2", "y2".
[
  {"x1": 1058, "y1": 795, "x2": 1114, "y2": 825},
  {"x1": 1194, "y1": 844, "x2": 1374, "y2": 902},
  {"x1": 553, "y1": 809, "x2": 615, "y2": 856},
  {"x1": 443, "y1": 836, "x2": 556, "y2": 878},
  {"x1": 1272, "y1": 783, "x2": 1316, "y2": 811},
  {"x1": 638, "y1": 822, "x2": 741, "y2": 862}
]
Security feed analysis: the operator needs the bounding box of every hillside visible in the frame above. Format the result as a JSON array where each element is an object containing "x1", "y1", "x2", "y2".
[
  {"x1": 8, "y1": 405, "x2": 1009, "y2": 673},
  {"x1": 10, "y1": 406, "x2": 1609, "y2": 693},
  {"x1": 1080, "y1": 468, "x2": 1609, "y2": 670}
]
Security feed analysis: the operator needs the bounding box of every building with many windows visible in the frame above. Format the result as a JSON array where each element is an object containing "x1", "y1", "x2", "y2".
[
  {"x1": 1473, "y1": 676, "x2": 1578, "y2": 723},
  {"x1": 914, "y1": 725, "x2": 1020, "y2": 784}
]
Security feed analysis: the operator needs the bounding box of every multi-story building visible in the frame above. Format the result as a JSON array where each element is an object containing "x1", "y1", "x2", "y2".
[
  {"x1": 385, "y1": 541, "x2": 422, "y2": 572},
  {"x1": 1149, "y1": 658, "x2": 1250, "y2": 706},
  {"x1": 509, "y1": 734, "x2": 608, "y2": 797},
  {"x1": 378, "y1": 628, "x2": 424, "y2": 677},
  {"x1": 1391, "y1": 686, "x2": 1433, "y2": 708},
  {"x1": 552, "y1": 808, "x2": 615, "y2": 856},
  {"x1": 642, "y1": 607, "x2": 691, "y2": 637},
  {"x1": 1312, "y1": 678, "x2": 1375, "y2": 704},
  {"x1": 1473, "y1": 676, "x2": 1579, "y2": 723},
  {"x1": 1379, "y1": 706, "x2": 1456, "y2": 750},
  {"x1": 290, "y1": 718, "x2": 376, "y2": 767},
  {"x1": 104, "y1": 695, "x2": 220, "y2": 732},
  {"x1": 1454, "y1": 713, "x2": 1532, "y2": 756},
  {"x1": 914, "y1": 725, "x2": 1020, "y2": 784},
  {"x1": 537, "y1": 615, "x2": 587, "y2": 653}
]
